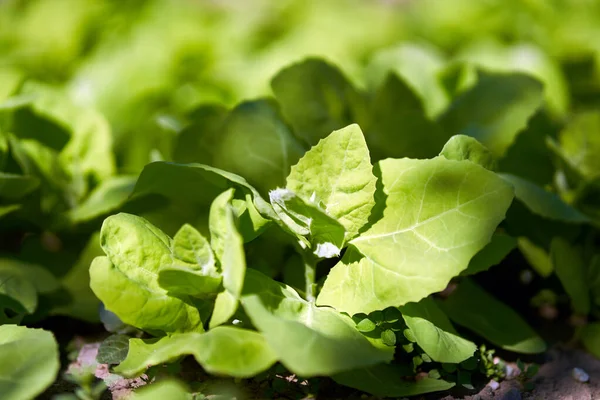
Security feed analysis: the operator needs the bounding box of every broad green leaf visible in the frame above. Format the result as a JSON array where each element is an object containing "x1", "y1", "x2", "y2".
[
  {"x1": 0, "y1": 269, "x2": 37, "y2": 315},
  {"x1": 66, "y1": 176, "x2": 136, "y2": 224},
  {"x1": 366, "y1": 43, "x2": 448, "y2": 117},
  {"x1": 0, "y1": 172, "x2": 39, "y2": 199},
  {"x1": 240, "y1": 269, "x2": 393, "y2": 377},
  {"x1": 555, "y1": 111, "x2": 600, "y2": 180},
  {"x1": 318, "y1": 157, "x2": 514, "y2": 314},
  {"x1": 364, "y1": 73, "x2": 447, "y2": 161},
  {"x1": 128, "y1": 162, "x2": 272, "y2": 238},
  {"x1": 550, "y1": 238, "x2": 590, "y2": 315},
  {"x1": 400, "y1": 297, "x2": 477, "y2": 363},
  {"x1": 440, "y1": 134, "x2": 496, "y2": 170},
  {"x1": 212, "y1": 100, "x2": 305, "y2": 195},
  {"x1": 90, "y1": 214, "x2": 204, "y2": 334},
  {"x1": 50, "y1": 233, "x2": 103, "y2": 322},
  {"x1": 581, "y1": 322, "x2": 600, "y2": 359},
  {"x1": 269, "y1": 188, "x2": 346, "y2": 258},
  {"x1": 96, "y1": 334, "x2": 130, "y2": 365},
  {"x1": 461, "y1": 233, "x2": 517, "y2": 276},
  {"x1": 438, "y1": 71, "x2": 544, "y2": 158},
  {"x1": 439, "y1": 279, "x2": 546, "y2": 354},
  {"x1": 286, "y1": 124, "x2": 376, "y2": 240},
  {"x1": 115, "y1": 327, "x2": 276, "y2": 378},
  {"x1": 158, "y1": 224, "x2": 221, "y2": 297},
  {"x1": 0, "y1": 325, "x2": 59, "y2": 400},
  {"x1": 271, "y1": 58, "x2": 367, "y2": 146},
  {"x1": 333, "y1": 363, "x2": 455, "y2": 397},
  {"x1": 132, "y1": 380, "x2": 191, "y2": 400},
  {"x1": 172, "y1": 104, "x2": 228, "y2": 164},
  {"x1": 499, "y1": 174, "x2": 589, "y2": 223},
  {"x1": 208, "y1": 189, "x2": 246, "y2": 327}
]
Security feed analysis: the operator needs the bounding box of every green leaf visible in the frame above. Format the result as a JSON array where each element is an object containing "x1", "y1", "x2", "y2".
[
  {"x1": 554, "y1": 111, "x2": 600, "y2": 180},
  {"x1": 212, "y1": 100, "x2": 305, "y2": 196},
  {"x1": 380, "y1": 329, "x2": 397, "y2": 346},
  {"x1": 66, "y1": 176, "x2": 136, "y2": 224},
  {"x1": 115, "y1": 327, "x2": 276, "y2": 378},
  {"x1": 356, "y1": 318, "x2": 377, "y2": 333},
  {"x1": 0, "y1": 325, "x2": 59, "y2": 400},
  {"x1": 269, "y1": 188, "x2": 346, "y2": 258},
  {"x1": 132, "y1": 380, "x2": 191, "y2": 400},
  {"x1": 461, "y1": 233, "x2": 517, "y2": 276},
  {"x1": 96, "y1": 334, "x2": 130, "y2": 365},
  {"x1": 286, "y1": 124, "x2": 376, "y2": 240},
  {"x1": 90, "y1": 214, "x2": 204, "y2": 334},
  {"x1": 0, "y1": 172, "x2": 40, "y2": 200},
  {"x1": 208, "y1": 189, "x2": 246, "y2": 328},
  {"x1": 365, "y1": 73, "x2": 447, "y2": 161},
  {"x1": 332, "y1": 363, "x2": 455, "y2": 398},
  {"x1": 271, "y1": 58, "x2": 367, "y2": 146},
  {"x1": 499, "y1": 174, "x2": 589, "y2": 223},
  {"x1": 581, "y1": 322, "x2": 600, "y2": 359},
  {"x1": 400, "y1": 297, "x2": 476, "y2": 363},
  {"x1": 240, "y1": 269, "x2": 393, "y2": 377},
  {"x1": 550, "y1": 238, "x2": 590, "y2": 315},
  {"x1": 439, "y1": 279, "x2": 546, "y2": 354},
  {"x1": 438, "y1": 71, "x2": 544, "y2": 158},
  {"x1": 0, "y1": 204, "x2": 20, "y2": 219},
  {"x1": 517, "y1": 237, "x2": 553, "y2": 277},
  {"x1": 158, "y1": 224, "x2": 221, "y2": 297},
  {"x1": 318, "y1": 157, "x2": 514, "y2": 314},
  {"x1": 440, "y1": 134, "x2": 496, "y2": 170}
]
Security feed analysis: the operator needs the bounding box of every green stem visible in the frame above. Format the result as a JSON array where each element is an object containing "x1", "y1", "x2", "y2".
[{"x1": 303, "y1": 251, "x2": 317, "y2": 302}]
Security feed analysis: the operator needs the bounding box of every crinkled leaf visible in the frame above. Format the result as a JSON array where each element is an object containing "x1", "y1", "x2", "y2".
[
  {"x1": 550, "y1": 238, "x2": 590, "y2": 315},
  {"x1": 439, "y1": 279, "x2": 546, "y2": 354},
  {"x1": 90, "y1": 214, "x2": 204, "y2": 334},
  {"x1": 0, "y1": 325, "x2": 59, "y2": 400},
  {"x1": 66, "y1": 176, "x2": 136, "y2": 224},
  {"x1": 581, "y1": 322, "x2": 600, "y2": 359},
  {"x1": 208, "y1": 189, "x2": 246, "y2": 327},
  {"x1": 333, "y1": 363, "x2": 455, "y2": 398},
  {"x1": 97, "y1": 334, "x2": 130, "y2": 365},
  {"x1": 318, "y1": 157, "x2": 514, "y2": 314},
  {"x1": 240, "y1": 269, "x2": 393, "y2": 377},
  {"x1": 438, "y1": 71, "x2": 544, "y2": 158},
  {"x1": 499, "y1": 173, "x2": 589, "y2": 223},
  {"x1": 212, "y1": 100, "x2": 305, "y2": 195},
  {"x1": 115, "y1": 327, "x2": 276, "y2": 378},
  {"x1": 461, "y1": 233, "x2": 517, "y2": 276},
  {"x1": 269, "y1": 188, "x2": 345, "y2": 258},
  {"x1": 286, "y1": 124, "x2": 376, "y2": 240},
  {"x1": 271, "y1": 58, "x2": 367, "y2": 146},
  {"x1": 440, "y1": 134, "x2": 496, "y2": 170},
  {"x1": 400, "y1": 297, "x2": 476, "y2": 363}
]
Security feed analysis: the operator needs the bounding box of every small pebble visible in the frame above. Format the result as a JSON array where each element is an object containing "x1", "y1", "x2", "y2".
[
  {"x1": 572, "y1": 367, "x2": 590, "y2": 383},
  {"x1": 489, "y1": 380, "x2": 500, "y2": 390}
]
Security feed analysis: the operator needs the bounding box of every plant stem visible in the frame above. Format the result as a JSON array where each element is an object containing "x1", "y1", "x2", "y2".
[{"x1": 303, "y1": 251, "x2": 317, "y2": 302}]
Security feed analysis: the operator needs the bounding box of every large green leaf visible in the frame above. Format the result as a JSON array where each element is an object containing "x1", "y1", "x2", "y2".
[
  {"x1": 286, "y1": 124, "x2": 376, "y2": 240},
  {"x1": 0, "y1": 325, "x2": 59, "y2": 400},
  {"x1": 269, "y1": 188, "x2": 346, "y2": 258},
  {"x1": 550, "y1": 238, "x2": 590, "y2": 315},
  {"x1": 438, "y1": 71, "x2": 544, "y2": 158},
  {"x1": 132, "y1": 380, "x2": 191, "y2": 400},
  {"x1": 90, "y1": 214, "x2": 204, "y2": 334},
  {"x1": 318, "y1": 157, "x2": 514, "y2": 314},
  {"x1": 400, "y1": 297, "x2": 476, "y2": 363},
  {"x1": 240, "y1": 269, "x2": 393, "y2": 377},
  {"x1": 364, "y1": 74, "x2": 447, "y2": 161},
  {"x1": 208, "y1": 189, "x2": 247, "y2": 328},
  {"x1": 115, "y1": 327, "x2": 276, "y2": 378},
  {"x1": 499, "y1": 174, "x2": 589, "y2": 223},
  {"x1": 439, "y1": 279, "x2": 546, "y2": 354},
  {"x1": 333, "y1": 363, "x2": 455, "y2": 397},
  {"x1": 581, "y1": 322, "x2": 600, "y2": 359},
  {"x1": 461, "y1": 233, "x2": 517, "y2": 276},
  {"x1": 212, "y1": 100, "x2": 305, "y2": 195},
  {"x1": 271, "y1": 58, "x2": 367, "y2": 146}
]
